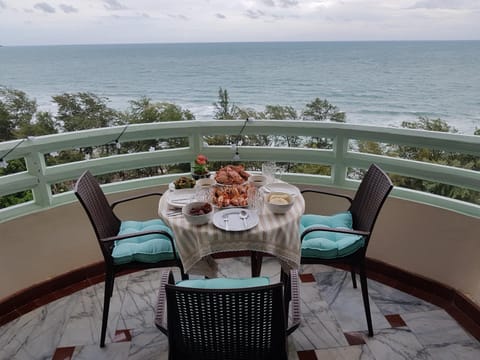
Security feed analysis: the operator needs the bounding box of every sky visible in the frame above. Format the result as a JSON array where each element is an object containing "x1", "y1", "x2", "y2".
[{"x1": 0, "y1": 0, "x2": 479, "y2": 46}]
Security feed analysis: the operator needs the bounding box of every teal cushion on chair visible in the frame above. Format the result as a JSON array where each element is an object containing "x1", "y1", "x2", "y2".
[
  {"x1": 300, "y1": 211, "x2": 365, "y2": 259},
  {"x1": 176, "y1": 277, "x2": 270, "y2": 289},
  {"x1": 112, "y1": 219, "x2": 175, "y2": 264}
]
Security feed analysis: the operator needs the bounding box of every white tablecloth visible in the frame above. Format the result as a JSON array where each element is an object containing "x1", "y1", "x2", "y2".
[{"x1": 158, "y1": 185, "x2": 305, "y2": 277}]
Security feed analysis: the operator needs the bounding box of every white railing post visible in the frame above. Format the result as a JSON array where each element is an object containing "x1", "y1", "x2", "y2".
[
  {"x1": 24, "y1": 151, "x2": 52, "y2": 207},
  {"x1": 332, "y1": 134, "x2": 348, "y2": 187}
]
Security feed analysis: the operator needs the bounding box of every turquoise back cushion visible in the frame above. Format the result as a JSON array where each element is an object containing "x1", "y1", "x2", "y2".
[
  {"x1": 112, "y1": 219, "x2": 175, "y2": 265},
  {"x1": 177, "y1": 277, "x2": 270, "y2": 289},
  {"x1": 300, "y1": 211, "x2": 364, "y2": 259}
]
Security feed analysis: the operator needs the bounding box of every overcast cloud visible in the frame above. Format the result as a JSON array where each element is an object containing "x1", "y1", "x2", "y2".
[{"x1": 0, "y1": 0, "x2": 478, "y2": 45}]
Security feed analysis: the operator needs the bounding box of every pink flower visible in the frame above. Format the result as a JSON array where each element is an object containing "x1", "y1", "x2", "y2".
[{"x1": 196, "y1": 154, "x2": 208, "y2": 165}]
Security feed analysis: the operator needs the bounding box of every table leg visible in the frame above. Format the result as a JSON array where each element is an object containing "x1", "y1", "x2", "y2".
[{"x1": 251, "y1": 251, "x2": 263, "y2": 277}]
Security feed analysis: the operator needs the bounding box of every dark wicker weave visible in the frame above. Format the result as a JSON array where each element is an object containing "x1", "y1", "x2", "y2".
[
  {"x1": 74, "y1": 170, "x2": 187, "y2": 347},
  {"x1": 301, "y1": 163, "x2": 393, "y2": 336},
  {"x1": 155, "y1": 270, "x2": 301, "y2": 360}
]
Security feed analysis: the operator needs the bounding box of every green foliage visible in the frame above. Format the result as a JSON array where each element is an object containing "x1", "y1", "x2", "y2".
[
  {"x1": 401, "y1": 116, "x2": 457, "y2": 133},
  {"x1": 127, "y1": 97, "x2": 195, "y2": 123},
  {"x1": 213, "y1": 88, "x2": 238, "y2": 120},
  {"x1": 1, "y1": 86, "x2": 479, "y2": 208},
  {"x1": 264, "y1": 105, "x2": 297, "y2": 120},
  {"x1": 53, "y1": 92, "x2": 120, "y2": 131},
  {"x1": 302, "y1": 98, "x2": 346, "y2": 122},
  {"x1": 0, "y1": 87, "x2": 38, "y2": 140},
  {"x1": 390, "y1": 116, "x2": 479, "y2": 204}
]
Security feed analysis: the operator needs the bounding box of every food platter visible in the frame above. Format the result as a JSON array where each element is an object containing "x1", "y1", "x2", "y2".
[{"x1": 211, "y1": 183, "x2": 251, "y2": 208}]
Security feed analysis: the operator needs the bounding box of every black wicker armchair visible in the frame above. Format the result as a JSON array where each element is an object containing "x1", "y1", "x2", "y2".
[
  {"x1": 155, "y1": 270, "x2": 301, "y2": 360},
  {"x1": 74, "y1": 170, "x2": 187, "y2": 347},
  {"x1": 300, "y1": 164, "x2": 393, "y2": 336}
]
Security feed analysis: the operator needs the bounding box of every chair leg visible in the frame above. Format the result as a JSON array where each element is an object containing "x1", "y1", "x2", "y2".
[
  {"x1": 359, "y1": 263, "x2": 374, "y2": 337},
  {"x1": 251, "y1": 251, "x2": 263, "y2": 277},
  {"x1": 281, "y1": 270, "x2": 291, "y2": 318},
  {"x1": 100, "y1": 270, "x2": 115, "y2": 347},
  {"x1": 350, "y1": 266, "x2": 357, "y2": 289},
  {"x1": 180, "y1": 267, "x2": 189, "y2": 280}
]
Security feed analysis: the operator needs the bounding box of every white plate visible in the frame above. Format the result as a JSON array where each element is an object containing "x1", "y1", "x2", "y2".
[
  {"x1": 263, "y1": 183, "x2": 300, "y2": 197},
  {"x1": 213, "y1": 208, "x2": 259, "y2": 231},
  {"x1": 167, "y1": 189, "x2": 195, "y2": 208}
]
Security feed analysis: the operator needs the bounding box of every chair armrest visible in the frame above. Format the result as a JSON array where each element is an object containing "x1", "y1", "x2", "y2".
[
  {"x1": 111, "y1": 192, "x2": 163, "y2": 210},
  {"x1": 301, "y1": 226, "x2": 370, "y2": 241},
  {"x1": 301, "y1": 189, "x2": 353, "y2": 204},
  {"x1": 101, "y1": 229, "x2": 174, "y2": 243},
  {"x1": 155, "y1": 269, "x2": 175, "y2": 335},
  {"x1": 287, "y1": 269, "x2": 301, "y2": 335}
]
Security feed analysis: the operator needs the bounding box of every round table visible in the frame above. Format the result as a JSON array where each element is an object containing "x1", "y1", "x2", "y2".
[{"x1": 158, "y1": 184, "x2": 305, "y2": 277}]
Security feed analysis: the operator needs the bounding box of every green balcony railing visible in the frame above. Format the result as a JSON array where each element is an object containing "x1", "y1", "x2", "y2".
[{"x1": 1, "y1": 120, "x2": 479, "y2": 222}]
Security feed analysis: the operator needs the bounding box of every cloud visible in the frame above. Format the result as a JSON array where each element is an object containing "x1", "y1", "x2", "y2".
[
  {"x1": 277, "y1": 0, "x2": 299, "y2": 7},
  {"x1": 245, "y1": 9, "x2": 266, "y2": 19},
  {"x1": 215, "y1": 13, "x2": 226, "y2": 19},
  {"x1": 410, "y1": 0, "x2": 479, "y2": 9},
  {"x1": 103, "y1": 0, "x2": 126, "y2": 11},
  {"x1": 59, "y1": 4, "x2": 77, "y2": 14},
  {"x1": 34, "y1": 2, "x2": 55, "y2": 13},
  {"x1": 168, "y1": 13, "x2": 189, "y2": 21},
  {"x1": 260, "y1": 0, "x2": 298, "y2": 8},
  {"x1": 0, "y1": 0, "x2": 6, "y2": 10},
  {"x1": 261, "y1": 0, "x2": 275, "y2": 6}
]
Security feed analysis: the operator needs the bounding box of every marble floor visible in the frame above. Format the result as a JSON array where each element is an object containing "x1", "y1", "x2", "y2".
[{"x1": 1, "y1": 258, "x2": 479, "y2": 360}]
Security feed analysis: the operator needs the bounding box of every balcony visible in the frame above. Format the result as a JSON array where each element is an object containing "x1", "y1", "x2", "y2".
[{"x1": 1, "y1": 120, "x2": 479, "y2": 359}]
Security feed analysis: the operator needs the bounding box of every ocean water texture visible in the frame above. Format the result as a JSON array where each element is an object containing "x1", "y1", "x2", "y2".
[{"x1": 0, "y1": 41, "x2": 479, "y2": 134}]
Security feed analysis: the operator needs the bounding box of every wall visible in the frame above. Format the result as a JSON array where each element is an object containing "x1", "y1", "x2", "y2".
[{"x1": 1, "y1": 185, "x2": 479, "y2": 305}]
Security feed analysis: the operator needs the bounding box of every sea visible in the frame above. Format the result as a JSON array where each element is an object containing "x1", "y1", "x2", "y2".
[{"x1": 1, "y1": 41, "x2": 479, "y2": 134}]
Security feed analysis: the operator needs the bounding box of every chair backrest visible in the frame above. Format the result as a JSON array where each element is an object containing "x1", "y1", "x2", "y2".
[
  {"x1": 164, "y1": 283, "x2": 287, "y2": 360},
  {"x1": 349, "y1": 164, "x2": 393, "y2": 235},
  {"x1": 74, "y1": 171, "x2": 121, "y2": 244}
]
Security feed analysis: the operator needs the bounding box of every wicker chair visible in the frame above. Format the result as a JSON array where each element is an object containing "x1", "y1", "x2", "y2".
[
  {"x1": 300, "y1": 164, "x2": 393, "y2": 336},
  {"x1": 155, "y1": 270, "x2": 301, "y2": 360},
  {"x1": 74, "y1": 170, "x2": 187, "y2": 347}
]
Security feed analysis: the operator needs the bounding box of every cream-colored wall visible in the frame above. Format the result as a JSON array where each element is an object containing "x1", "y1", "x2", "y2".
[
  {"x1": 298, "y1": 186, "x2": 480, "y2": 304},
  {"x1": 1, "y1": 186, "x2": 479, "y2": 306},
  {"x1": 0, "y1": 188, "x2": 165, "y2": 300}
]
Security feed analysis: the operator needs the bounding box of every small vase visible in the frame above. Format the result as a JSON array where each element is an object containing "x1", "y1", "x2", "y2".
[{"x1": 192, "y1": 172, "x2": 210, "y2": 180}]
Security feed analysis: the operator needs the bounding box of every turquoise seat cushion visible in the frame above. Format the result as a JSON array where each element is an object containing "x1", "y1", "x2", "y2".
[
  {"x1": 177, "y1": 277, "x2": 270, "y2": 289},
  {"x1": 112, "y1": 219, "x2": 175, "y2": 265},
  {"x1": 300, "y1": 211, "x2": 364, "y2": 259}
]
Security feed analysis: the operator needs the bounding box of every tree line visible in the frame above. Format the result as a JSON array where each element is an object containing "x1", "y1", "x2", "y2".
[{"x1": 1, "y1": 86, "x2": 479, "y2": 208}]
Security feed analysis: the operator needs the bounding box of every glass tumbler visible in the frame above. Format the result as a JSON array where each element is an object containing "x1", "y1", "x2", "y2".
[
  {"x1": 261, "y1": 161, "x2": 277, "y2": 184},
  {"x1": 248, "y1": 185, "x2": 265, "y2": 214}
]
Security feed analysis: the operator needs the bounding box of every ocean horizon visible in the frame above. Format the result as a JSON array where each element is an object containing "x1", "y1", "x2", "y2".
[{"x1": 1, "y1": 40, "x2": 479, "y2": 134}]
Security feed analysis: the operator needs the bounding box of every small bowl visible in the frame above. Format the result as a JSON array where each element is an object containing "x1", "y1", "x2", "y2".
[
  {"x1": 248, "y1": 174, "x2": 267, "y2": 187},
  {"x1": 182, "y1": 201, "x2": 213, "y2": 225},
  {"x1": 265, "y1": 192, "x2": 294, "y2": 214}
]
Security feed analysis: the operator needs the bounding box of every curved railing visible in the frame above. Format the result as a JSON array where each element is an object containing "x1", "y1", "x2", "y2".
[{"x1": 1, "y1": 120, "x2": 479, "y2": 223}]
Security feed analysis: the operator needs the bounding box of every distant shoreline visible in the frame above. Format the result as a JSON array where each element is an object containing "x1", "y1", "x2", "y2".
[{"x1": 1, "y1": 39, "x2": 480, "y2": 48}]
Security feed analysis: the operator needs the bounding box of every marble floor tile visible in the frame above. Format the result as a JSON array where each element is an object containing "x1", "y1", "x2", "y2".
[
  {"x1": 402, "y1": 309, "x2": 476, "y2": 346},
  {"x1": 314, "y1": 271, "x2": 390, "y2": 333},
  {"x1": 364, "y1": 328, "x2": 432, "y2": 360},
  {"x1": 72, "y1": 341, "x2": 131, "y2": 360},
  {"x1": 368, "y1": 279, "x2": 438, "y2": 316},
  {"x1": 293, "y1": 282, "x2": 349, "y2": 350},
  {"x1": 314, "y1": 344, "x2": 375, "y2": 360},
  {"x1": 425, "y1": 342, "x2": 480, "y2": 360},
  {"x1": 1, "y1": 261, "x2": 479, "y2": 360},
  {"x1": 127, "y1": 326, "x2": 169, "y2": 360}
]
